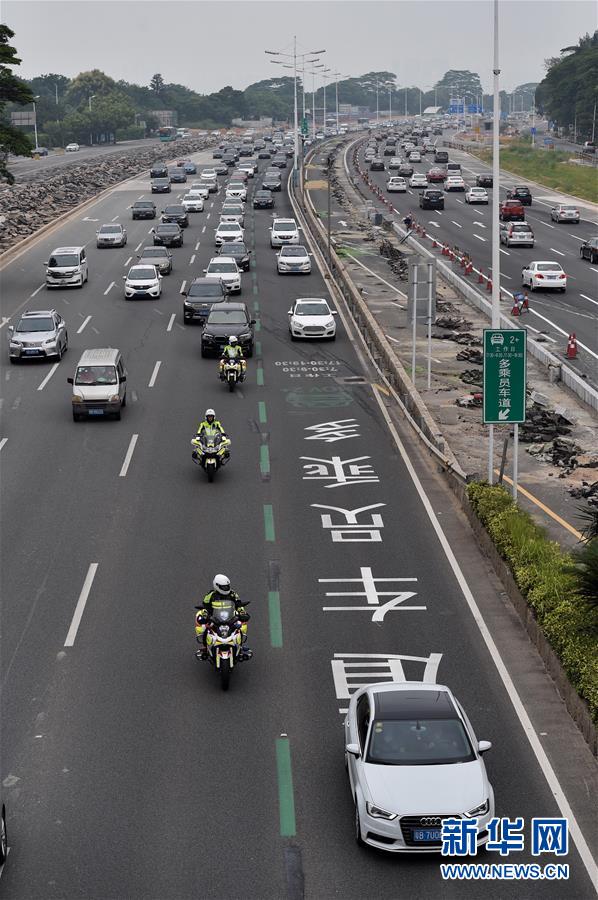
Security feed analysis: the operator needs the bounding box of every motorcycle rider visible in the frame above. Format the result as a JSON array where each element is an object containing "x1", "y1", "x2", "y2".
[
  {"x1": 193, "y1": 409, "x2": 231, "y2": 459},
  {"x1": 219, "y1": 335, "x2": 246, "y2": 381},
  {"x1": 195, "y1": 574, "x2": 251, "y2": 659}
]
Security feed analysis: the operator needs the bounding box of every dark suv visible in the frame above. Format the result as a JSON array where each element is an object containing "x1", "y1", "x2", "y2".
[
  {"x1": 161, "y1": 204, "x2": 189, "y2": 228},
  {"x1": 200, "y1": 302, "x2": 255, "y2": 357},
  {"x1": 476, "y1": 173, "x2": 493, "y2": 188},
  {"x1": 183, "y1": 278, "x2": 227, "y2": 324},
  {"x1": 131, "y1": 200, "x2": 157, "y2": 220},
  {"x1": 150, "y1": 164, "x2": 168, "y2": 178},
  {"x1": 507, "y1": 185, "x2": 532, "y2": 206},
  {"x1": 152, "y1": 223, "x2": 184, "y2": 247},
  {"x1": 420, "y1": 188, "x2": 445, "y2": 210}
]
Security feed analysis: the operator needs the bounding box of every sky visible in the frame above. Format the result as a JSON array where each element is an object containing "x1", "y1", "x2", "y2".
[{"x1": 3, "y1": 0, "x2": 596, "y2": 95}]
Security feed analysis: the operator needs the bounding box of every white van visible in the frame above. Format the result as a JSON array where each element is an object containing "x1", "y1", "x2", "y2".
[
  {"x1": 67, "y1": 348, "x2": 127, "y2": 421},
  {"x1": 45, "y1": 246, "x2": 88, "y2": 288}
]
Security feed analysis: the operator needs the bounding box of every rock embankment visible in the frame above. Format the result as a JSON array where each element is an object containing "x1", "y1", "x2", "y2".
[{"x1": 0, "y1": 138, "x2": 213, "y2": 253}]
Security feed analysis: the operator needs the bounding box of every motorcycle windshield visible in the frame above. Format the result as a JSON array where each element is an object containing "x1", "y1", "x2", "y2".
[
  {"x1": 202, "y1": 429, "x2": 221, "y2": 447},
  {"x1": 211, "y1": 602, "x2": 236, "y2": 624}
]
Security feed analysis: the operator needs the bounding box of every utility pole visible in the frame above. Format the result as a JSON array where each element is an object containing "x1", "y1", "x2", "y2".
[
  {"x1": 404, "y1": 87, "x2": 407, "y2": 117},
  {"x1": 376, "y1": 80, "x2": 379, "y2": 125},
  {"x1": 489, "y1": 0, "x2": 501, "y2": 485},
  {"x1": 592, "y1": 100, "x2": 596, "y2": 144}
]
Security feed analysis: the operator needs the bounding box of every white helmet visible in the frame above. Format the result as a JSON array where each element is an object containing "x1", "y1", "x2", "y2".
[
  {"x1": 205, "y1": 408, "x2": 216, "y2": 420},
  {"x1": 228, "y1": 335, "x2": 238, "y2": 344},
  {"x1": 213, "y1": 574, "x2": 231, "y2": 595}
]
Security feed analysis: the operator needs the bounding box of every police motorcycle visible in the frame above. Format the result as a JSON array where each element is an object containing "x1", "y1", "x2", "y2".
[
  {"x1": 220, "y1": 358, "x2": 244, "y2": 392},
  {"x1": 190, "y1": 428, "x2": 230, "y2": 482},
  {"x1": 195, "y1": 600, "x2": 252, "y2": 691}
]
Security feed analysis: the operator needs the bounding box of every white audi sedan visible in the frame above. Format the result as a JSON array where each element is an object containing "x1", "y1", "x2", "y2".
[
  {"x1": 387, "y1": 176, "x2": 407, "y2": 193},
  {"x1": 465, "y1": 187, "x2": 489, "y2": 204},
  {"x1": 521, "y1": 260, "x2": 567, "y2": 292},
  {"x1": 288, "y1": 298, "x2": 337, "y2": 340},
  {"x1": 345, "y1": 682, "x2": 494, "y2": 853},
  {"x1": 181, "y1": 192, "x2": 205, "y2": 213},
  {"x1": 409, "y1": 173, "x2": 428, "y2": 189}
]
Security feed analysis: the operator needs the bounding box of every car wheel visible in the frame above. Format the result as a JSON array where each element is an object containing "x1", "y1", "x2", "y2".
[
  {"x1": 56, "y1": 342, "x2": 63, "y2": 361},
  {"x1": 114, "y1": 409, "x2": 121, "y2": 421},
  {"x1": 201, "y1": 347, "x2": 207, "y2": 358},
  {"x1": 290, "y1": 333, "x2": 297, "y2": 342},
  {"x1": 0, "y1": 805, "x2": 7, "y2": 865},
  {"x1": 354, "y1": 802, "x2": 365, "y2": 847},
  {"x1": 122, "y1": 392, "x2": 127, "y2": 408},
  {"x1": 73, "y1": 411, "x2": 81, "y2": 422}
]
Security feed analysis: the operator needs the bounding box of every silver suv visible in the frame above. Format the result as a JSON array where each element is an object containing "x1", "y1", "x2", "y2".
[{"x1": 8, "y1": 309, "x2": 68, "y2": 362}]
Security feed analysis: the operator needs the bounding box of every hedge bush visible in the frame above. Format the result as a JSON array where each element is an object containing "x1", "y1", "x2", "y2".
[{"x1": 467, "y1": 482, "x2": 598, "y2": 723}]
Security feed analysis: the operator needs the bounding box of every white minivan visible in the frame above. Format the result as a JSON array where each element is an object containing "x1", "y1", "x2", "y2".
[
  {"x1": 67, "y1": 348, "x2": 127, "y2": 421},
  {"x1": 45, "y1": 246, "x2": 88, "y2": 288}
]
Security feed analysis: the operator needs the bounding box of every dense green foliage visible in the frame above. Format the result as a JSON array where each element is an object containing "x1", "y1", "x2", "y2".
[
  {"x1": 467, "y1": 482, "x2": 598, "y2": 724},
  {"x1": 536, "y1": 32, "x2": 598, "y2": 138},
  {"x1": 475, "y1": 141, "x2": 598, "y2": 203},
  {"x1": 0, "y1": 24, "x2": 34, "y2": 182}
]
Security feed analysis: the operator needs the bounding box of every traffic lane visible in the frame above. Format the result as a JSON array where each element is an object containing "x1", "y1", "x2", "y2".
[
  {"x1": 1, "y1": 255, "x2": 287, "y2": 896},
  {"x1": 255, "y1": 323, "x2": 593, "y2": 893},
  {"x1": 358, "y1": 147, "x2": 598, "y2": 355}
]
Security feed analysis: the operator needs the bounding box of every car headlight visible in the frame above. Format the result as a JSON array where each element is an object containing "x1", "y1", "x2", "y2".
[
  {"x1": 109, "y1": 394, "x2": 121, "y2": 403},
  {"x1": 326, "y1": 318, "x2": 335, "y2": 327},
  {"x1": 366, "y1": 803, "x2": 398, "y2": 821},
  {"x1": 72, "y1": 395, "x2": 84, "y2": 403},
  {"x1": 464, "y1": 799, "x2": 489, "y2": 818},
  {"x1": 203, "y1": 333, "x2": 214, "y2": 340},
  {"x1": 43, "y1": 338, "x2": 57, "y2": 345},
  {"x1": 10, "y1": 339, "x2": 22, "y2": 346},
  {"x1": 239, "y1": 331, "x2": 251, "y2": 339}
]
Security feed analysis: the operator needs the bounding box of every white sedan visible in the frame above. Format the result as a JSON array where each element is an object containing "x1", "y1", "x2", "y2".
[
  {"x1": 444, "y1": 175, "x2": 466, "y2": 191},
  {"x1": 188, "y1": 183, "x2": 210, "y2": 200},
  {"x1": 214, "y1": 221, "x2": 244, "y2": 246},
  {"x1": 409, "y1": 173, "x2": 428, "y2": 189},
  {"x1": 204, "y1": 257, "x2": 241, "y2": 294},
  {"x1": 277, "y1": 245, "x2": 311, "y2": 274},
  {"x1": 387, "y1": 157, "x2": 403, "y2": 170},
  {"x1": 65, "y1": 142, "x2": 80, "y2": 152},
  {"x1": 345, "y1": 682, "x2": 494, "y2": 853},
  {"x1": 181, "y1": 192, "x2": 205, "y2": 212},
  {"x1": 522, "y1": 260, "x2": 567, "y2": 292},
  {"x1": 465, "y1": 187, "x2": 489, "y2": 204},
  {"x1": 550, "y1": 204, "x2": 580, "y2": 223},
  {"x1": 288, "y1": 298, "x2": 337, "y2": 340},
  {"x1": 387, "y1": 177, "x2": 407, "y2": 193}
]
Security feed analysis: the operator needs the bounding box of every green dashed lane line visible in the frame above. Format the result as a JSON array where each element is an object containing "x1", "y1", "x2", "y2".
[
  {"x1": 255, "y1": 340, "x2": 262, "y2": 358},
  {"x1": 268, "y1": 591, "x2": 283, "y2": 647},
  {"x1": 263, "y1": 504, "x2": 275, "y2": 541},
  {"x1": 252, "y1": 285, "x2": 259, "y2": 295},
  {"x1": 254, "y1": 319, "x2": 261, "y2": 332},
  {"x1": 258, "y1": 401, "x2": 267, "y2": 424},
  {"x1": 276, "y1": 737, "x2": 296, "y2": 837},
  {"x1": 253, "y1": 301, "x2": 260, "y2": 311},
  {"x1": 260, "y1": 444, "x2": 270, "y2": 477},
  {"x1": 257, "y1": 364, "x2": 264, "y2": 386}
]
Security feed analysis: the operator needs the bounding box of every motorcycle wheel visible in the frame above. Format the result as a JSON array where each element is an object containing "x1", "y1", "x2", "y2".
[
  {"x1": 207, "y1": 465, "x2": 215, "y2": 483},
  {"x1": 228, "y1": 378, "x2": 235, "y2": 393},
  {"x1": 220, "y1": 658, "x2": 231, "y2": 691}
]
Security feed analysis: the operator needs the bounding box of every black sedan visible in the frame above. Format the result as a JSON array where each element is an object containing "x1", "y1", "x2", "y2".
[
  {"x1": 370, "y1": 158, "x2": 385, "y2": 171},
  {"x1": 161, "y1": 204, "x2": 189, "y2": 228},
  {"x1": 151, "y1": 177, "x2": 171, "y2": 194},
  {"x1": 150, "y1": 164, "x2": 169, "y2": 178},
  {"x1": 152, "y1": 223, "x2": 184, "y2": 248},
  {"x1": 131, "y1": 200, "x2": 157, "y2": 220},
  {"x1": 218, "y1": 241, "x2": 251, "y2": 271},
  {"x1": 580, "y1": 237, "x2": 598, "y2": 263},
  {"x1": 262, "y1": 177, "x2": 282, "y2": 192},
  {"x1": 168, "y1": 168, "x2": 187, "y2": 184},
  {"x1": 253, "y1": 189, "x2": 275, "y2": 209}
]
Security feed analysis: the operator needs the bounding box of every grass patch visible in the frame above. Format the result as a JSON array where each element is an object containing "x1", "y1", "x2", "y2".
[
  {"x1": 467, "y1": 482, "x2": 598, "y2": 723},
  {"x1": 474, "y1": 142, "x2": 598, "y2": 203}
]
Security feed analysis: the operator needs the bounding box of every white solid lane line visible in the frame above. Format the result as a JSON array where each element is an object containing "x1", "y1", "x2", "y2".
[
  {"x1": 0, "y1": 438, "x2": 7, "y2": 452},
  {"x1": 167, "y1": 313, "x2": 176, "y2": 332},
  {"x1": 180, "y1": 280, "x2": 187, "y2": 295},
  {"x1": 30, "y1": 284, "x2": 45, "y2": 297},
  {"x1": 580, "y1": 293, "x2": 598, "y2": 307},
  {"x1": 124, "y1": 256, "x2": 132, "y2": 267},
  {"x1": 104, "y1": 282, "x2": 115, "y2": 295},
  {"x1": 64, "y1": 563, "x2": 99, "y2": 647},
  {"x1": 148, "y1": 361, "x2": 162, "y2": 387},
  {"x1": 77, "y1": 315, "x2": 92, "y2": 334},
  {"x1": 550, "y1": 248, "x2": 566, "y2": 257},
  {"x1": 37, "y1": 363, "x2": 59, "y2": 391},
  {"x1": 451, "y1": 220, "x2": 463, "y2": 228},
  {"x1": 119, "y1": 434, "x2": 139, "y2": 478}
]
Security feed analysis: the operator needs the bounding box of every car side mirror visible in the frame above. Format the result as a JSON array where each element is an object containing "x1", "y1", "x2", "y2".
[
  {"x1": 331, "y1": 311, "x2": 338, "y2": 316},
  {"x1": 7, "y1": 325, "x2": 14, "y2": 334},
  {"x1": 478, "y1": 740, "x2": 492, "y2": 754},
  {"x1": 43, "y1": 261, "x2": 48, "y2": 266},
  {"x1": 250, "y1": 319, "x2": 256, "y2": 324},
  {"x1": 67, "y1": 377, "x2": 73, "y2": 384},
  {"x1": 122, "y1": 275, "x2": 126, "y2": 280},
  {"x1": 287, "y1": 309, "x2": 293, "y2": 315},
  {"x1": 345, "y1": 743, "x2": 360, "y2": 757}
]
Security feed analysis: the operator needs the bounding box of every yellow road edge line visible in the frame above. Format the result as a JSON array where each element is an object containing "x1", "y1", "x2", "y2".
[
  {"x1": 494, "y1": 470, "x2": 584, "y2": 541},
  {"x1": 373, "y1": 382, "x2": 390, "y2": 396}
]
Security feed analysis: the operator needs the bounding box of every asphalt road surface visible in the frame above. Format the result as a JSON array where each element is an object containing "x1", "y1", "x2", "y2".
[
  {"x1": 1, "y1": 144, "x2": 596, "y2": 899},
  {"x1": 7, "y1": 138, "x2": 163, "y2": 182},
  {"x1": 352, "y1": 136, "x2": 598, "y2": 385}
]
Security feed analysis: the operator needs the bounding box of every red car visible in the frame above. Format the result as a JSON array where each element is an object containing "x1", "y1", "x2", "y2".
[
  {"x1": 427, "y1": 167, "x2": 446, "y2": 183},
  {"x1": 499, "y1": 199, "x2": 525, "y2": 221}
]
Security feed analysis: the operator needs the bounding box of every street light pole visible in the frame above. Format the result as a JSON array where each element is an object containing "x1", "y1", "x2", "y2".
[
  {"x1": 376, "y1": 80, "x2": 379, "y2": 124},
  {"x1": 489, "y1": 0, "x2": 501, "y2": 484},
  {"x1": 404, "y1": 87, "x2": 407, "y2": 117},
  {"x1": 32, "y1": 96, "x2": 39, "y2": 149}
]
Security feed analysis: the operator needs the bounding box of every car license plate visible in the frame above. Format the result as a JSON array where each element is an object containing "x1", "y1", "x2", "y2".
[
  {"x1": 547, "y1": 275, "x2": 557, "y2": 279},
  {"x1": 23, "y1": 349, "x2": 40, "y2": 355},
  {"x1": 88, "y1": 409, "x2": 104, "y2": 416},
  {"x1": 413, "y1": 828, "x2": 442, "y2": 842}
]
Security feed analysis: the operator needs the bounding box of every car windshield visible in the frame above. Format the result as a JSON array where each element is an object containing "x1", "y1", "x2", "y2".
[
  {"x1": 219, "y1": 224, "x2": 241, "y2": 232},
  {"x1": 48, "y1": 254, "x2": 79, "y2": 267},
  {"x1": 129, "y1": 267, "x2": 156, "y2": 280},
  {"x1": 295, "y1": 302, "x2": 329, "y2": 316},
  {"x1": 164, "y1": 207, "x2": 183, "y2": 214},
  {"x1": 511, "y1": 225, "x2": 531, "y2": 233},
  {"x1": 16, "y1": 317, "x2": 54, "y2": 332},
  {"x1": 207, "y1": 311, "x2": 247, "y2": 324},
  {"x1": 188, "y1": 284, "x2": 221, "y2": 298},
  {"x1": 135, "y1": 203, "x2": 153, "y2": 208},
  {"x1": 157, "y1": 225, "x2": 178, "y2": 233},
  {"x1": 537, "y1": 263, "x2": 562, "y2": 272},
  {"x1": 208, "y1": 262, "x2": 237, "y2": 273},
  {"x1": 273, "y1": 222, "x2": 295, "y2": 232},
  {"x1": 99, "y1": 225, "x2": 121, "y2": 233},
  {"x1": 281, "y1": 247, "x2": 307, "y2": 257},
  {"x1": 366, "y1": 718, "x2": 475, "y2": 765},
  {"x1": 75, "y1": 365, "x2": 117, "y2": 386}
]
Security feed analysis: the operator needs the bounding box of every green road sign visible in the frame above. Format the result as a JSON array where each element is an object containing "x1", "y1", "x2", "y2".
[
  {"x1": 483, "y1": 329, "x2": 526, "y2": 424},
  {"x1": 301, "y1": 118, "x2": 309, "y2": 135}
]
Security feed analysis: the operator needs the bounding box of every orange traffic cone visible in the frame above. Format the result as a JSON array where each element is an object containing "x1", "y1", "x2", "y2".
[{"x1": 566, "y1": 334, "x2": 578, "y2": 359}]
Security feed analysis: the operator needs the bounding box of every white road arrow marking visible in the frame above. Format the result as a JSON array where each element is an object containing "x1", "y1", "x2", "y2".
[
  {"x1": 473, "y1": 221, "x2": 486, "y2": 228},
  {"x1": 82, "y1": 217, "x2": 99, "y2": 222},
  {"x1": 339, "y1": 220, "x2": 348, "y2": 227},
  {"x1": 428, "y1": 221, "x2": 441, "y2": 228}
]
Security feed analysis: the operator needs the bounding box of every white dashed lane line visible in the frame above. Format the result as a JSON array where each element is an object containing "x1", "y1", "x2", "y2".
[
  {"x1": 190, "y1": 254, "x2": 196, "y2": 265},
  {"x1": 0, "y1": 438, "x2": 7, "y2": 452},
  {"x1": 111, "y1": 215, "x2": 119, "y2": 222},
  {"x1": 30, "y1": 284, "x2": 45, "y2": 298},
  {"x1": 180, "y1": 280, "x2": 187, "y2": 295},
  {"x1": 124, "y1": 256, "x2": 132, "y2": 267},
  {"x1": 167, "y1": 313, "x2": 176, "y2": 332},
  {"x1": 135, "y1": 242, "x2": 143, "y2": 252},
  {"x1": 64, "y1": 563, "x2": 99, "y2": 647},
  {"x1": 119, "y1": 434, "x2": 139, "y2": 478},
  {"x1": 104, "y1": 282, "x2": 115, "y2": 295},
  {"x1": 77, "y1": 315, "x2": 92, "y2": 334},
  {"x1": 500, "y1": 248, "x2": 510, "y2": 256},
  {"x1": 451, "y1": 220, "x2": 463, "y2": 228},
  {"x1": 580, "y1": 293, "x2": 598, "y2": 307},
  {"x1": 148, "y1": 361, "x2": 161, "y2": 388},
  {"x1": 473, "y1": 234, "x2": 486, "y2": 242},
  {"x1": 37, "y1": 363, "x2": 59, "y2": 392},
  {"x1": 549, "y1": 248, "x2": 566, "y2": 256}
]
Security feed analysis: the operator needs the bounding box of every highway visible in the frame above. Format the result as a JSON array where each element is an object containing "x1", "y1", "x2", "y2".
[
  {"x1": 0, "y1": 143, "x2": 596, "y2": 898},
  {"x1": 7, "y1": 138, "x2": 164, "y2": 182},
  {"x1": 352, "y1": 136, "x2": 598, "y2": 385}
]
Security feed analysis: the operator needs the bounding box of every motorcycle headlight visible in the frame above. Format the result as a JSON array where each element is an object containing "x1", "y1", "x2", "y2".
[
  {"x1": 218, "y1": 624, "x2": 230, "y2": 637},
  {"x1": 464, "y1": 799, "x2": 489, "y2": 818},
  {"x1": 366, "y1": 803, "x2": 397, "y2": 821}
]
